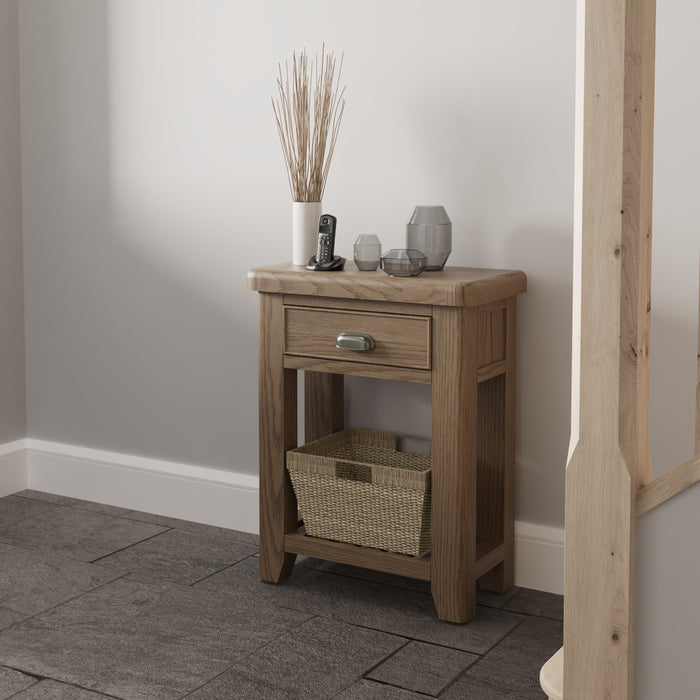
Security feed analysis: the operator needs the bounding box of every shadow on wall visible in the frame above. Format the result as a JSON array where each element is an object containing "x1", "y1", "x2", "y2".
[
  {"x1": 638, "y1": 275, "x2": 700, "y2": 694},
  {"x1": 504, "y1": 224, "x2": 573, "y2": 528},
  {"x1": 344, "y1": 223, "x2": 574, "y2": 530},
  {"x1": 648, "y1": 273, "x2": 700, "y2": 477},
  {"x1": 22, "y1": 1, "x2": 259, "y2": 473}
]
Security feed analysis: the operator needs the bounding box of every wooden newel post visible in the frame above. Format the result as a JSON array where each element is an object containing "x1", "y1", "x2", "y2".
[
  {"x1": 562, "y1": 0, "x2": 656, "y2": 697},
  {"x1": 696, "y1": 263, "x2": 700, "y2": 456}
]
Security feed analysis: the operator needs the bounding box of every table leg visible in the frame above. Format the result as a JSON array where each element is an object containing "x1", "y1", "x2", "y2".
[
  {"x1": 258, "y1": 293, "x2": 297, "y2": 583},
  {"x1": 431, "y1": 305, "x2": 478, "y2": 623},
  {"x1": 479, "y1": 298, "x2": 517, "y2": 592},
  {"x1": 305, "y1": 372, "x2": 344, "y2": 442}
]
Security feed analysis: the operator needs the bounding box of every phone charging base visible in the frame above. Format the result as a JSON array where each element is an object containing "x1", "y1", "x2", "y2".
[{"x1": 305, "y1": 255, "x2": 346, "y2": 271}]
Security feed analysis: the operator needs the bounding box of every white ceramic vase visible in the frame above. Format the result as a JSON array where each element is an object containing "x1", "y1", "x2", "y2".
[{"x1": 292, "y1": 201, "x2": 322, "y2": 265}]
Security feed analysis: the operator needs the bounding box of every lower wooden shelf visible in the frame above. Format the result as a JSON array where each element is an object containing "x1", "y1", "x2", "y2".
[
  {"x1": 285, "y1": 528, "x2": 432, "y2": 580},
  {"x1": 284, "y1": 527, "x2": 504, "y2": 583}
]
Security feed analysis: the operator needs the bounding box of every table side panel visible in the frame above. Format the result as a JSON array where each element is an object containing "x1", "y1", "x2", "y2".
[
  {"x1": 431, "y1": 305, "x2": 479, "y2": 622},
  {"x1": 258, "y1": 293, "x2": 298, "y2": 582},
  {"x1": 477, "y1": 305, "x2": 506, "y2": 367},
  {"x1": 476, "y1": 374, "x2": 506, "y2": 584}
]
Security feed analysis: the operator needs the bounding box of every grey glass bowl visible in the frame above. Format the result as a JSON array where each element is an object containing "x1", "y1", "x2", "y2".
[
  {"x1": 406, "y1": 205, "x2": 452, "y2": 270},
  {"x1": 380, "y1": 249, "x2": 428, "y2": 277}
]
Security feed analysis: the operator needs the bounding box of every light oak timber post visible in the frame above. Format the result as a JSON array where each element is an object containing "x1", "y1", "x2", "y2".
[
  {"x1": 696, "y1": 269, "x2": 700, "y2": 455},
  {"x1": 561, "y1": 0, "x2": 656, "y2": 697},
  {"x1": 431, "y1": 304, "x2": 478, "y2": 623},
  {"x1": 258, "y1": 292, "x2": 298, "y2": 582}
]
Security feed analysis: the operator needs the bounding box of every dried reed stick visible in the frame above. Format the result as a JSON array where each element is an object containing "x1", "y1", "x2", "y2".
[{"x1": 272, "y1": 46, "x2": 346, "y2": 202}]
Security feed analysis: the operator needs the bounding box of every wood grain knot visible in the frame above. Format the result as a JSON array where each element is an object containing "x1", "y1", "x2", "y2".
[{"x1": 611, "y1": 631, "x2": 620, "y2": 643}]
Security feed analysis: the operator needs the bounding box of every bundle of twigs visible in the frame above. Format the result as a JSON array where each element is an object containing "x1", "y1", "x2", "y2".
[{"x1": 272, "y1": 46, "x2": 346, "y2": 202}]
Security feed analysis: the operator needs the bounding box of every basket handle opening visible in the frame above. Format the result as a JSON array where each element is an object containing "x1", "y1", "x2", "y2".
[{"x1": 335, "y1": 462, "x2": 372, "y2": 483}]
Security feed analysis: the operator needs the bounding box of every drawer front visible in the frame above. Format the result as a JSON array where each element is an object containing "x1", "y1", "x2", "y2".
[{"x1": 284, "y1": 306, "x2": 431, "y2": 370}]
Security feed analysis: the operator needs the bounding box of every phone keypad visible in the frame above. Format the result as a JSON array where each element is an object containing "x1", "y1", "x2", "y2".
[{"x1": 318, "y1": 234, "x2": 331, "y2": 262}]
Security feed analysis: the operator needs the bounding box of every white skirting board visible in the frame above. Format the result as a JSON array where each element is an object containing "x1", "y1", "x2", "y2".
[
  {"x1": 24, "y1": 439, "x2": 259, "y2": 534},
  {"x1": 0, "y1": 440, "x2": 28, "y2": 497},
  {"x1": 0, "y1": 439, "x2": 565, "y2": 594},
  {"x1": 513, "y1": 521, "x2": 565, "y2": 595}
]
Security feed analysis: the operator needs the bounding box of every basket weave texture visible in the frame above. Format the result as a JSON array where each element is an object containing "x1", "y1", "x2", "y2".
[{"x1": 286, "y1": 428, "x2": 431, "y2": 556}]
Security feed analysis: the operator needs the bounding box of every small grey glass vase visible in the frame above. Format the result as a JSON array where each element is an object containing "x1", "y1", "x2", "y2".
[
  {"x1": 353, "y1": 234, "x2": 382, "y2": 271},
  {"x1": 406, "y1": 205, "x2": 452, "y2": 270}
]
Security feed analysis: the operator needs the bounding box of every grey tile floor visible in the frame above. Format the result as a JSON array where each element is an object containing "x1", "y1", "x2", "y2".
[{"x1": 0, "y1": 491, "x2": 562, "y2": 699}]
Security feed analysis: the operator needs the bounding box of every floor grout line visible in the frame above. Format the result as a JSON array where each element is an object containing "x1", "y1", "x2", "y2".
[
  {"x1": 354, "y1": 676, "x2": 438, "y2": 698},
  {"x1": 361, "y1": 638, "x2": 413, "y2": 680},
  {"x1": 502, "y1": 610, "x2": 563, "y2": 622},
  {"x1": 435, "y1": 615, "x2": 533, "y2": 698},
  {"x1": 12, "y1": 491, "x2": 148, "y2": 525},
  {"x1": 88, "y1": 528, "x2": 174, "y2": 564},
  {"x1": 436, "y1": 654, "x2": 482, "y2": 698},
  {"x1": 14, "y1": 490, "x2": 262, "y2": 547},
  {"x1": 187, "y1": 551, "x2": 260, "y2": 587},
  {"x1": 0, "y1": 665, "x2": 124, "y2": 699},
  {"x1": 177, "y1": 612, "x2": 318, "y2": 699},
  {"x1": 0, "y1": 571, "x2": 134, "y2": 631}
]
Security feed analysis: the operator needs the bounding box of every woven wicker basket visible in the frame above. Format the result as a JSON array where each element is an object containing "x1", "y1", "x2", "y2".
[{"x1": 286, "y1": 428, "x2": 431, "y2": 556}]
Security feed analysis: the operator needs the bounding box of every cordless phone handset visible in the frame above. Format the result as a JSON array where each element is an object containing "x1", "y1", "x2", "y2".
[
  {"x1": 305, "y1": 213, "x2": 345, "y2": 271},
  {"x1": 315, "y1": 214, "x2": 337, "y2": 264}
]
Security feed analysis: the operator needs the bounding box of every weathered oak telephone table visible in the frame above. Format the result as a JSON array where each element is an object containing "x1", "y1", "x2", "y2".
[{"x1": 247, "y1": 263, "x2": 526, "y2": 623}]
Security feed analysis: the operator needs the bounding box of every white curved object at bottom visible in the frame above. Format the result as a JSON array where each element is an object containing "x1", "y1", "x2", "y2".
[{"x1": 540, "y1": 647, "x2": 563, "y2": 700}]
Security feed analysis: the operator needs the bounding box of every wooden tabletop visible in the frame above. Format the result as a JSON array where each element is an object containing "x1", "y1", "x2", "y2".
[{"x1": 247, "y1": 262, "x2": 527, "y2": 307}]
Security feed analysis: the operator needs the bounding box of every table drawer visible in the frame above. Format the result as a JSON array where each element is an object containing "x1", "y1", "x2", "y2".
[{"x1": 284, "y1": 306, "x2": 431, "y2": 370}]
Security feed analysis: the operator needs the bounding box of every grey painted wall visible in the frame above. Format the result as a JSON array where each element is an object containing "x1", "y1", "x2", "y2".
[
  {"x1": 0, "y1": 0, "x2": 26, "y2": 444},
  {"x1": 637, "y1": 485, "x2": 700, "y2": 698},
  {"x1": 18, "y1": 0, "x2": 576, "y2": 528},
  {"x1": 635, "y1": 0, "x2": 700, "y2": 694},
  {"x1": 15, "y1": 1, "x2": 700, "y2": 528}
]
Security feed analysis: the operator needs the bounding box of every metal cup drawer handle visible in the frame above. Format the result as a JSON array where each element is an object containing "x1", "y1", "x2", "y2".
[{"x1": 336, "y1": 332, "x2": 376, "y2": 352}]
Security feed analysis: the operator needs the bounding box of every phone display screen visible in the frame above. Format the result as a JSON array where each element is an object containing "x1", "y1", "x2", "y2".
[{"x1": 320, "y1": 224, "x2": 332, "y2": 234}]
